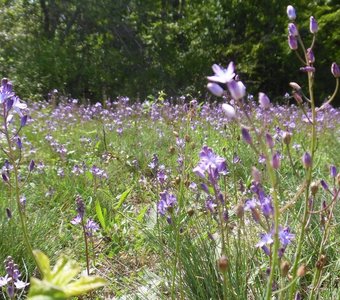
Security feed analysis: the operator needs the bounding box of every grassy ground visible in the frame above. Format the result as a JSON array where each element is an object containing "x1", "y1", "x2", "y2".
[{"x1": 0, "y1": 97, "x2": 339, "y2": 299}]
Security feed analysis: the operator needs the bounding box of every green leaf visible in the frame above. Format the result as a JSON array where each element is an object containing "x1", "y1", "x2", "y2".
[
  {"x1": 114, "y1": 188, "x2": 131, "y2": 210},
  {"x1": 33, "y1": 250, "x2": 51, "y2": 280},
  {"x1": 51, "y1": 256, "x2": 80, "y2": 286},
  {"x1": 27, "y1": 278, "x2": 67, "y2": 300},
  {"x1": 65, "y1": 276, "x2": 107, "y2": 297},
  {"x1": 28, "y1": 251, "x2": 107, "y2": 299},
  {"x1": 95, "y1": 200, "x2": 106, "y2": 230}
]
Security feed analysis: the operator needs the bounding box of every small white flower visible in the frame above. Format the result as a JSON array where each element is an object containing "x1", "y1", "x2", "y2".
[{"x1": 207, "y1": 62, "x2": 235, "y2": 84}]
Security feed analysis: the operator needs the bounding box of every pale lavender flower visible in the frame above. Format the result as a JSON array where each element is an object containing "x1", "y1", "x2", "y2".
[
  {"x1": 207, "y1": 82, "x2": 224, "y2": 97},
  {"x1": 288, "y1": 35, "x2": 298, "y2": 50},
  {"x1": 256, "y1": 233, "x2": 273, "y2": 248},
  {"x1": 222, "y1": 103, "x2": 236, "y2": 120},
  {"x1": 227, "y1": 80, "x2": 246, "y2": 100},
  {"x1": 207, "y1": 62, "x2": 235, "y2": 84},
  {"x1": 288, "y1": 23, "x2": 298, "y2": 36},
  {"x1": 279, "y1": 226, "x2": 295, "y2": 247},
  {"x1": 331, "y1": 63, "x2": 340, "y2": 78},
  {"x1": 259, "y1": 92, "x2": 271, "y2": 109},
  {"x1": 193, "y1": 146, "x2": 227, "y2": 181},
  {"x1": 157, "y1": 190, "x2": 177, "y2": 216},
  {"x1": 287, "y1": 5, "x2": 296, "y2": 20},
  {"x1": 330, "y1": 165, "x2": 337, "y2": 178},
  {"x1": 310, "y1": 16, "x2": 318, "y2": 33},
  {"x1": 241, "y1": 127, "x2": 252, "y2": 144},
  {"x1": 85, "y1": 219, "x2": 100, "y2": 236}
]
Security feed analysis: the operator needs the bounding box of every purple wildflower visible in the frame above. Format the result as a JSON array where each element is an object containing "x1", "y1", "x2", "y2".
[
  {"x1": 309, "y1": 16, "x2": 318, "y2": 33},
  {"x1": 193, "y1": 146, "x2": 227, "y2": 181},
  {"x1": 157, "y1": 190, "x2": 177, "y2": 216},
  {"x1": 85, "y1": 219, "x2": 100, "y2": 236},
  {"x1": 278, "y1": 226, "x2": 295, "y2": 247},
  {"x1": 207, "y1": 62, "x2": 235, "y2": 84},
  {"x1": 330, "y1": 165, "x2": 337, "y2": 178}
]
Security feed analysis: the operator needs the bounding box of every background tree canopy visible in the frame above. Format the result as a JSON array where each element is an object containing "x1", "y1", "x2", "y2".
[{"x1": 0, "y1": 0, "x2": 339, "y2": 105}]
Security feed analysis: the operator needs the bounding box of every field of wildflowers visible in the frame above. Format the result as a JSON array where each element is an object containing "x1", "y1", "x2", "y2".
[{"x1": 0, "y1": 5, "x2": 339, "y2": 300}]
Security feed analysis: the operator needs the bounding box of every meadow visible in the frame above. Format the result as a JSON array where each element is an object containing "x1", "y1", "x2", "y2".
[{"x1": 0, "y1": 5, "x2": 340, "y2": 300}]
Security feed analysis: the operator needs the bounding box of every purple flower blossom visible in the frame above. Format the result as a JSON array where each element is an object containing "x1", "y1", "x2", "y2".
[
  {"x1": 85, "y1": 219, "x2": 100, "y2": 236},
  {"x1": 207, "y1": 62, "x2": 235, "y2": 84},
  {"x1": 227, "y1": 80, "x2": 246, "y2": 100},
  {"x1": 241, "y1": 127, "x2": 252, "y2": 145},
  {"x1": 330, "y1": 165, "x2": 337, "y2": 178},
  {"x1": 287, "y1": 5, "x2": 296, "y2": 20},
  {"x1": 207, "y1": 82, "x2": 224, "y2": 97},
  {"x1": 309, "y1": 16, "x2": 318, "y2": 33},
  {"x1": 193, "y1": 146, "x2": 227, "y2": 181},
  {"x1": 157, "y1": 190, "x2": 177, "y2": 216},
  {"x1": 279, "y1": 226, "x2": 295, "y2": 247}
]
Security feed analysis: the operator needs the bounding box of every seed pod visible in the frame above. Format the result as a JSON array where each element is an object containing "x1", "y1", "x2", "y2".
[
  {"x1": 316, "y1": 255, "x2": 326, "y2": 270},
  {"x1": 218, "y1": 255, "x2": 228, "y2": 272},
  {"x1": 280, "y1": 260, "x2": 290, "y2": 277},
  {"x1": 297, "y1": 264, "x2": 306, "y2": 277},
  {"x1": 310, "y1": 181, "x2": 319, "y2": 196},
  {"x1": 235, "y1": 203, "x2": 244, "y2": 218}
]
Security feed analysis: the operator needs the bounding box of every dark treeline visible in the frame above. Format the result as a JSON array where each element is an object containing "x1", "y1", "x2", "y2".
[{"x1": 0, "y1": 0, "x2": 339, "y2": 105}]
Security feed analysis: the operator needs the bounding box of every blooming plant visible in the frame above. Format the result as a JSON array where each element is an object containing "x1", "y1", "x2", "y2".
[{"x1": 203, "y1": 4, "x2": 339, "y2": 300}]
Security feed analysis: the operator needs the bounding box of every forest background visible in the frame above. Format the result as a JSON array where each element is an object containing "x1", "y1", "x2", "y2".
[{"x1": 0, "y1": 0, "x2": 339, "y2": 105}]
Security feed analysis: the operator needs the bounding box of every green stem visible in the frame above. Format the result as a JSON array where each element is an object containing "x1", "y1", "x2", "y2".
[
  {"x1": 82, "y1": 219, "x2": 90, "y2": 275},
  {"x1": 308, "y1": 189, "x2": 339, "y2": 300},
  {"x1": 288, "y1": 59, "x2": 317, "y2": 299}
]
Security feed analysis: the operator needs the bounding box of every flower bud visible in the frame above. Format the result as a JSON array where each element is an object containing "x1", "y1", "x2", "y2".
[
  {"x1": 227, "y1": 80, "x2": 246, "y2": 100},
  {"x1": 288, "y1": 35, "x2": 298, "y2": 50},
  {"x1": 258, "y1": 92, "x2": 271, "y2": 109},
  {"x1": 297, "y1": 264, "x2": 306, "y2": 277},
  {"x1": 295, "y1": 292, "x2": 301, "y2": 300},
  {"x1": 218, "y1": 255, "x2": 228, "y2": 272},
  {"x1": 288, "y1": 23, "x2": 298, "y2": 36},
  {"x1": 271, "y1": 152, "x2": 281, "y2": 170},
  {"x1": 315, "y1": 254, "x2": 326, "y2": 270},
  {"x1": 310, "y1": 16, "x2": 318, "y2": 34},
  {"x1": 310, "y1": 181, "x2": 319, "y2": 196},
  {"x1": 241, "y1": 127, "x2": 252, "y2": 144},
  {"x1": 280, "y1": 260, "x2": 290, "y2": 277},
  {"x1": 207, "y1": 82, "x2": 224, "y2": 97},
  {"x1": 265, "y1": 133, "x2": 274, "y2": 148},
  {"x1": 29, "y1": 160, "x2": 35, "y2": 172},
  {"x1": 331, "y1": 63, "x2": 340, "y2": 78},
  {"x1": 287, "y1": 5, "x2": 296, "y2": 20},
  {"x1": 307, "y1": 48, "x2": 315, "y2": 64},
  {"x1": 21, "y1": 115, "x2": 28, "y2": 127},
  {"x1": 2, "y1": 173, "x2": 9, "y2": 182},
  {"x1": 300, "y1": 66, "x2": 315, "y2": 73},
  {"x1": 289, "y1": 82, "x2": 301, "y2": 91},
  {"x1": 330, "y1": 165, "x2": 337, "y2": 178},
  {"x1": 235, "y1": 202, "x2": 244, "y2": 218},
  {"x1": 222, "y1": 103, "x2": 236, "y2": 120},
  {"x1": 16, "y1": 137, "x2": 22, "y2": 149},
  {"x1": 282, "y1": 131, "x2": 292, "y2": 145},
  {"x1": 320, "y1": 179, "x2": 329, "y2": 191},
  {"x1": 302, "y1": 152, "x2": 312, "y2": 168}
]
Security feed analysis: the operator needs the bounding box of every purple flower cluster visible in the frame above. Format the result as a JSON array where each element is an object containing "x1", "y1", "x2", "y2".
[
  {"x1": 193, "y1": 146, "x2": 228, "y2": 183},
  {"x1": 256, "y1": 226, "x2": 295, "y2": 257},
  {"x1": 0, "y1": 256, "x2": 29, "y2": 298},
  {"x1": 157, "y1": 190, "x2": 177, "y2": 217},
  {"x1": 71, "y1": 195, "x2": 99, "y2": 236}
]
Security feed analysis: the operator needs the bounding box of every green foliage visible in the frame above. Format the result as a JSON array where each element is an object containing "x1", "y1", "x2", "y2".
[
  {"x1": 0, "y1": 1, "x2": 339, "y2": 104},
  {"x1": 27, "y1": 250, "x2": 106, "y2": 299}
]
